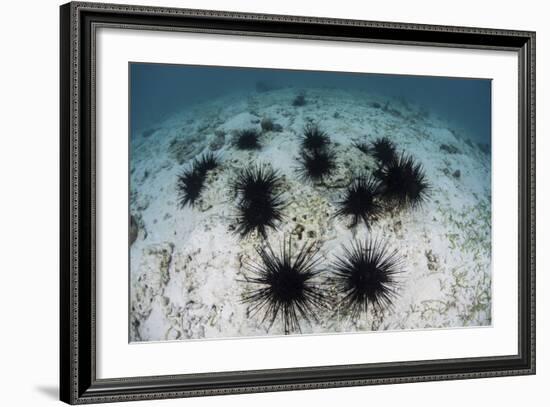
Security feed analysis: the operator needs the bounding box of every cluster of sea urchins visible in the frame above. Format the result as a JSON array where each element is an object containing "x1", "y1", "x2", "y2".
[
  {"x1": 369, "y1": 137, "x2": 430, "y2": 210},
  {"x1": 173, "y1": 120, "x2": 427, "y2": 334},
  {"x1": 241, "y1": 236, "x2": 403, "y2": 333},
  {"x1": 334, "y1": 136, "x2": 430, "y2": 230},
  {"x1": 238, "y1": 129, "x2": 427, "y2": 333},
  {"x1": 176, "y1": 152, "x2": 220, "y2": 208}
]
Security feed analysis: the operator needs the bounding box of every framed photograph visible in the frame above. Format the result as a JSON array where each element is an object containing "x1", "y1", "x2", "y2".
[{"x1": 60, "y1": 1, "x2": 535, "y2": 404}]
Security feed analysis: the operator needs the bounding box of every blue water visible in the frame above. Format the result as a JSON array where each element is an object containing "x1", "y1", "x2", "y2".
[{"x1": 130, "y1": 63, "x2": 491, "y2": 146}]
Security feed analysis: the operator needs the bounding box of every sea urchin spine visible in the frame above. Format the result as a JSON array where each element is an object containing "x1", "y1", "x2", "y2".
[
  {"x1": 194, "y1": 152, "x2": 220, "y2": 175},
  {"x1": 331, "y1": 238, "x2": 403, "y2": 320},
  {"x1": 334, "y1": 175, "x2": 383, "y2": 228},
  {"x1": 242, "y1": 238, "x2": 328, "y2": 333}
]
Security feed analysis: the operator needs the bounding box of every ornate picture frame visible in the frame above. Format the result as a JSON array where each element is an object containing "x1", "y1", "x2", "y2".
[{"x1": 60, "y1": 2, "x2": 535, "y2": 404}]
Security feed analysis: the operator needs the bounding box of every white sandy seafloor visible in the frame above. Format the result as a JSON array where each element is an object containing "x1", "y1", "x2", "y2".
[{"x1": 129, "y1": 86, "x2": 492, "y2": 342}]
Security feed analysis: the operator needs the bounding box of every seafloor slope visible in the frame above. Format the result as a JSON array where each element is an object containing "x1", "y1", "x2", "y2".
[{"x1": 129, "y1": 87, "x2": 491, "y2": 342}]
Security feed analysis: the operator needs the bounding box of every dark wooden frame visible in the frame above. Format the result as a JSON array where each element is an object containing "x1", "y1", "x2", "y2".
[{"x1": 60, "y1": 1, "x2": 536, "y2": 404}]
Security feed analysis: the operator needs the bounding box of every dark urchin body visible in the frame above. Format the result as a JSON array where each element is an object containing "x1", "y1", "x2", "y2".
[
  {"x1": 332, "y1": 238, "x2": 403, "y2": 320},
  {"x1": 234, "y1": 129, "x2": 261, "y2": 150},
  {"x1": 378, "y1": 153, "x2": 430, "y2": 209},
  {"x1": 301, "y1": 123, "x2": 331, "y2": 152},
  {"x1": 231, "y1": 165, "x2": 281, "y2": 203},
  {"x1": 235, "y1": 194, "x2": 285, "y2": 238},
  {"x1": 232, "y1": 165, "x2": 286, "y2": 238},
  {"x1": 242, "y1": 239, "x2": 328, "y2": 333},
  {"x1": 176, "y1": 164, "x2": 205, "y2": 208},
  {"x1": 297, "y1": 148, "x2": 337, "y2": 183},
  {"x1": 176, "y1": 153, "x2": 220, "y2": 208},
  {"x1": 370, "y1": 137, "x2": 397, "y2": 166},
  {"x1": 335, "y1": 175, "x2": 383, "y2": 228}
]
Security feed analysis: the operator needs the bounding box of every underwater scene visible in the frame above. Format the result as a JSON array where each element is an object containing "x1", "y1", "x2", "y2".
[{"x1": 129, "y1": 63, "x2": 492, "y2": 342}]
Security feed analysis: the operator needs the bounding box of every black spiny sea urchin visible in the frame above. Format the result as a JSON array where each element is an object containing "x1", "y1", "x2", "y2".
[
  {"x1": 234, "y1": 129, "x2": 261, "y2": 150},
  {"x1": 332, "y1": 238, "x2": 403, "y2": 320},
  {"x1": 176, "y1": 164, "x2": 205, "y2": 208},
  {"x1": 242, "y1": 238, "x2": 328, "y2": 333},
  {"x1": 378, "y1": 153, "x2": 430, "y2": 209},
  {"x1": 231, "y1": 165, "x2": 280, "y2": 201},
  {"x1": 232, "y1": 165, "x2": 285, "y2": 238},
  {"x1": 176, "y1": 153, "x2": 220, "y2": 208},
  {"x1": 297, "y1": 148, "x2": 336, "y2": 183},
  {"x1": 370, "y1": 137, "x2": 397, "y2": 166},
  {"x1": 334, "y1": 175, "x2": 383, "y2": 228},
  {"x1": 301, "y1": 123, "x2": 330, "y2": 152}
]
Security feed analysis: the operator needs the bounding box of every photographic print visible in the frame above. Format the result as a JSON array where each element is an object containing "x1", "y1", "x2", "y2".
[{"x1": 129, "y1": 63, "x2": 492, "y2": 342}]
